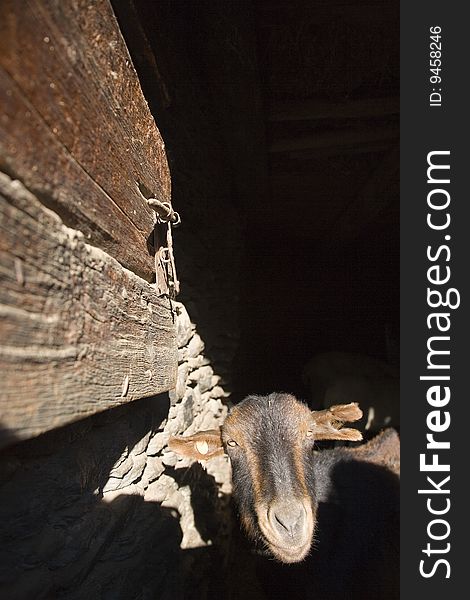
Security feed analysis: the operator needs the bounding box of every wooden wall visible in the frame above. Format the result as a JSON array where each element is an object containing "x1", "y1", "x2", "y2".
[{"x1": 0, "y1": 0, "x2": 177, "y2": 448}]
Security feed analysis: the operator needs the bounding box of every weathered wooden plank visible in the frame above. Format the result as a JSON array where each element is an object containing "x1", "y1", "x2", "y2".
[
  {"x1": 269, "y1": 123, "x2": 399, "y2": 154},
  {"x1": 0, "y1": 0, "x2": 171, "y2": 280},
  {"x1": 329, "y1": 145, "x2": 399, "y2": 241},
  {"x1": 270, "y1": 141, "x2": 395, "y2": 165},
  {"x1": 257, "y1": 2, "x2": 398, "y2": 27},
  {"x1": 268, "y1": 97, "x2": 399, "y2": 123},
  {"x1": 0, "y1": 172, "x2": 177, "y2": 448}
]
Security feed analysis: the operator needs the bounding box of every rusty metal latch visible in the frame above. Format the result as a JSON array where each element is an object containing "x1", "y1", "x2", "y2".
[{"x1": 147, "y1": 198, "x2": 181, "y2": 298}]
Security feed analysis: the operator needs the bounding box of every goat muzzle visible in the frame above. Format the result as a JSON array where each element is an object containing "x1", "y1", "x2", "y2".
[{"x1": 257, "y1": 497, "x2": 315, "y2": 563}]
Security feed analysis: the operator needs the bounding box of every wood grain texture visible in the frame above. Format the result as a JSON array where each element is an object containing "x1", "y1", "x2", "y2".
[
  {"x1": 268, "y1": 97, "x2": 399, "y2": 123},
  {"x1": 269, "y1": 123, "x2": 399, "y2": 154},
  {"x1": 0, "y1": 172, "x2": 177, "y2": 448},
  {"x1": 0, "y1": 0, "x2": 171, "y2": 280},
  {"x1": 331, "y1": 145, "x2": 399, "y2": 241}
]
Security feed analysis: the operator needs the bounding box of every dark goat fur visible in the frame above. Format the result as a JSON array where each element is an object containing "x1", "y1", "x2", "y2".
[
  {"x1": 170, "y1": 393, "x2": 399, "y2": 599},
  {"x1": 255, "y1": 445, "x2": 399, "y2": 599}
]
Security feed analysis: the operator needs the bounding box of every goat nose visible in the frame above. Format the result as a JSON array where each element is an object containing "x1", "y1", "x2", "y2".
[{"x1": 270, "y1": 503, "x2": 304, "y2": 536}]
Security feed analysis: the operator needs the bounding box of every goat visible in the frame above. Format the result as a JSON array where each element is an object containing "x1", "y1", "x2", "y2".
[
  {"x1": 302, "y1": 352, "x2": 400, "y2": 433},
  {"x1": 169, "y1": 393, "x2": 399, "y2": 599}
]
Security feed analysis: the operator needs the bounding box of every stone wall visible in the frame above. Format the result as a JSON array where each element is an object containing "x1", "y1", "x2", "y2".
[{"x1": 0, "y1": 300, "x2": 233, "y2": 599}]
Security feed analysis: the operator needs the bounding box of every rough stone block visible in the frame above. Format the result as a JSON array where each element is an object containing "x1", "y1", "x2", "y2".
[
  {"x1": 169, "y1": 362, "x2": 189, "y2": 404},
  {"x1": 174, "y1": 302, "x2": 194, "y2": 348},
  {"x1": 187, "y1": 333, "x2": 205, "y2": 358},
  {"x1": 188, "y1": 366, "x2": 214, "y2": 394},
  {"x1": 147, "y1": 432, "x2": 169, "y2": 456}
]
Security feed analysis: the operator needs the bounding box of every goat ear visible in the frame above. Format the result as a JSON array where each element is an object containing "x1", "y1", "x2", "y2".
[
  {"x1": 168, "y1": 429, "x2": 224, "y2": 461},
  {"x1": 311, "y1": 402, "x2": 363, "y2": 442}
]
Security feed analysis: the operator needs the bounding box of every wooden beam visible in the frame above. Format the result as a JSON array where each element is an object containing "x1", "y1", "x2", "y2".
[
  {"x1": 0, "y1": 0, "x2": 171, "y2": 281},
  {"x1": 328, "y1": 145, "x2": 399, "y2": 241},
  {"x1": 269, "y1": 124, "x2": 399, "y2": 154},
  {"x1": 257, "y1": 2, "x2": 398, "y2": 28},
  {"x1": 268, "y1": 97, "x2": 399, "y2": 123},
  {"x1": 0, "y1": 172, "x2": 177, "y2": 449},
  {"x1": 270, "y1": 140, "x2": 394, "y2": 164}
]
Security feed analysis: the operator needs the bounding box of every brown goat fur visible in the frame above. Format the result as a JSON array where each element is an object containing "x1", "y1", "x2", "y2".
[{"x1": 169, "y1": 393, "x2": 399, "y2": 596}]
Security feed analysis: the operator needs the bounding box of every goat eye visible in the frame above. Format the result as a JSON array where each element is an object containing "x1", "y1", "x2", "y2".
[{"x1": 226, "y1": 439, "x2": 238, "y2": 447}]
